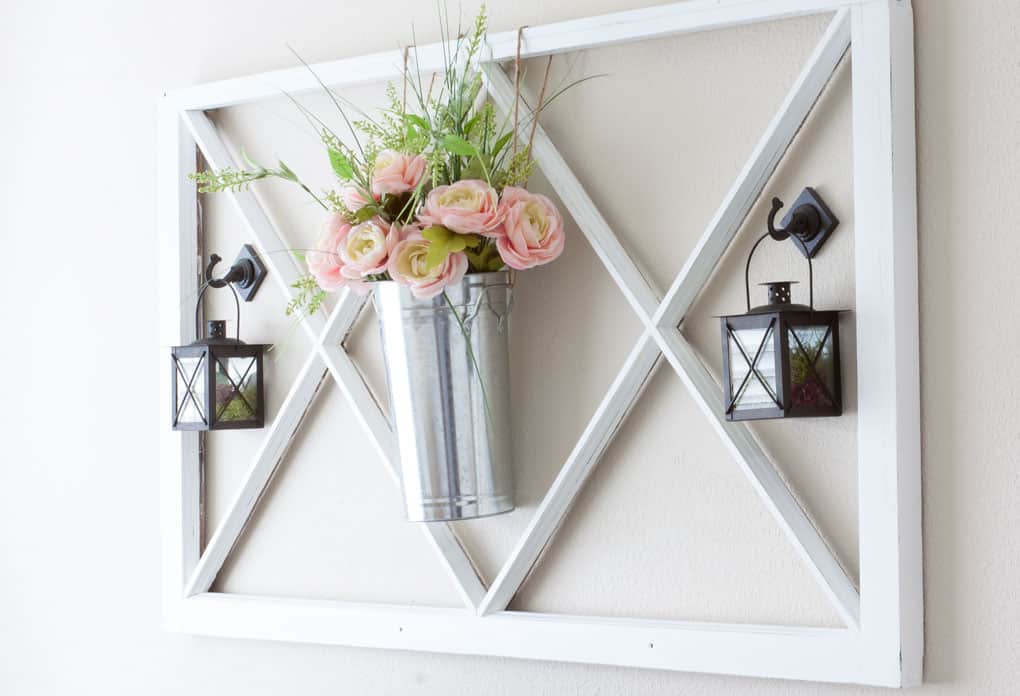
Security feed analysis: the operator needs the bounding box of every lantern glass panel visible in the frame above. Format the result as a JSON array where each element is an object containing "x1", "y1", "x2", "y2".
[
  {"x1": 174, "y1": 353, "x2": 207, "y2": 426},
  {"x1": 728, "y1": 324, "x2": 779, "y2": 412},
  {"x1": 214, "y1": 355, "x2": 259, "y2": 423},
  {"x1": 788, "y1": 324, "x2": 837, "y2": 409}
]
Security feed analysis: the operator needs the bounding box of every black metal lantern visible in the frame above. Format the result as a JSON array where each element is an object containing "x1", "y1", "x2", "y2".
[
  {"x1": 720, "y1": 190, "x2": 844, "y2": 421},
  {"x1": 172, "y1": 245, "x2": 269, "y2": 431}
]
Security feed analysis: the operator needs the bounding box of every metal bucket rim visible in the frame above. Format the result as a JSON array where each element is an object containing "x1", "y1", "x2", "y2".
[
  {"x1": 371, "y1": 269, "x2": 513, "y2": 290},
  {"x1": 371, "y1": 270, "x2": 515, "y2": 317}
]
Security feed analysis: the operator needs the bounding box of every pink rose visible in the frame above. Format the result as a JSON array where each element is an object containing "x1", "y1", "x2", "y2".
[
  {"x1": 495, "y1": 186, "x2": 565, "y2": 270},
  {"x1": 372, "y1": 149, "x2": 427, "y2": 196},
  {"x1": 339, "y1": 183, "x2": 376, "y2": 212},
  {"x1": 417, "y1": 179, "x2": 503, "y2": 236},
  {"x1": 307, "y1": 214, "x2": 351, "y2": 292},
  {"x1": 338, "y1": 217, "x2": 399, "y2": 279},
  {"x1": 387, "y1": 232, "x2": 468, "y2": 299}
]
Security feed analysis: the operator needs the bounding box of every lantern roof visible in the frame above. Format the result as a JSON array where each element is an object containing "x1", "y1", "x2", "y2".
[{"x1": 182, "y1": 320, "x2": 256, "y2": 348}]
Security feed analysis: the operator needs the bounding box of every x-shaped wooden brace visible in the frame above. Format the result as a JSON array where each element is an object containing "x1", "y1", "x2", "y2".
[
  {"x1": 178, "y1": 8, "x2": 857, "y2": 627},
  {"x1": 181, "y1": 111, "x2": 487, "y2": 610},
  {"x1": 476, "y1": 9, "x2": 857, "y2": 626}
]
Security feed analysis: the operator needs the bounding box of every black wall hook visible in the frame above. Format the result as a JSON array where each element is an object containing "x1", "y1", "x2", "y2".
[
  {"x1": 765, "y1": 187, "x2": 839, "y2": 258},
  {"x1": 204, "y1": 244, "x2": 268, "y2": 301}
]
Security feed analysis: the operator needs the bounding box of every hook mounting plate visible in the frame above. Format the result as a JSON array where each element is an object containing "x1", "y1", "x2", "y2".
[
  {"x1": 781, "y1": 187, "x2": 839, "y2": 258},
  {"x1": 231, "y1": 244, "x2": 268, "y2": 301}
]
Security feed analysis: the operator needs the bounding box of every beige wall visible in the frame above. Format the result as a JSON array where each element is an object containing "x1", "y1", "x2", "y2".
[{"x1": 0, "y1": 0, "x2": 1017, "y2": 693}]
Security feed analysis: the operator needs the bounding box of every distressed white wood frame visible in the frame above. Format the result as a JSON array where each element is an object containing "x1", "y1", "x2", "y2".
[{"x1": 159, "y1": 0, "x2": 921, "y2": 686}]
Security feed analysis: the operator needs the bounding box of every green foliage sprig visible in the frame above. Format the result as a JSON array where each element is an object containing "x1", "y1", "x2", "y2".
[
  {"x1": 286, "y1": 274, "x2": 327, "y2": 317},
  {"x1": 189, "y1": 151, "x2": 328, "y2": 211},
  {"x1": 188, "y1": 166, "x2": 269, "y2": 193}
]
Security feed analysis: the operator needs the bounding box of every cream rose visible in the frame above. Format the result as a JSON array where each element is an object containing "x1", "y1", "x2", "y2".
[
  {"x1": 338, "y1": 217, "x2": 398, "y2": 280},
  {"x1": 495, "y1": 186, "x2": 565, "y2": 270},
  {"x1": 387, "y1": 232, "x2": 468, "y2": 299},
  {"x1": 417, "y1": 179, "x2": 503, "y2": 236}
]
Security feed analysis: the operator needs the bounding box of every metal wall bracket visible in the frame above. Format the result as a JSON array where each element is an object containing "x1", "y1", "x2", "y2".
[
  {"x1": 205, "y1": 244, "x2": 268, "y2": 301},
  {"x1": 769, "y1": 187, "x2": 840, "y2": 258}
]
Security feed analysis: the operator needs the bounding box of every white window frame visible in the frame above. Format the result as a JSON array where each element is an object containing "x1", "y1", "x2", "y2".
[{"x1": 158, "y1": 0, "x2": 921, "y2": 686}]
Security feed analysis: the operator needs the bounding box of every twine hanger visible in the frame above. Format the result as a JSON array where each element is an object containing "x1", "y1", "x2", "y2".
[
  {"x1": 513, "y1": 25, "x2": 528, "y2": 156},
  {"x1": 512, "y1": 25, "x2": 554, "y2": 186},
  {"x1": 402, "y1": 45, "x2": 410, "y2": 113}
]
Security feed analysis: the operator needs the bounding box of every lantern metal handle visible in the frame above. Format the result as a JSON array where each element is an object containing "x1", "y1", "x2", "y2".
[
  {"x1": 194, "y1": 255, "x2": 243, "y2": 340},
  {"x1": 744, "y1": 198, "x2": 814, "y2": 312}
]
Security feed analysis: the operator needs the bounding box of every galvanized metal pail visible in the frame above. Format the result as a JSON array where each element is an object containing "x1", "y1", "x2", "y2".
[{"x1": 373, "y1": 271, "x2": 514, "y2": 522}]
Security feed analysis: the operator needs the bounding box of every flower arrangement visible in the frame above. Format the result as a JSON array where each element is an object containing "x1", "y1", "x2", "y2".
[
  {"x1": 186, "y1": 7, "x2": 599, "y2": 522},
  {"x1": 190, "y1": 7, "x2": 583, "y2": 314}
]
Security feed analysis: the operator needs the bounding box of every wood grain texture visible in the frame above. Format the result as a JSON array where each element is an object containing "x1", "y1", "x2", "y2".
[
  {"x1": 177, "y1": 593, "x2": 865, "y2": 684},
  {"x1": 158, "y1": 103, "x2": 201, "y2": 624},
  {"x1": 850, "y1": 0, "x2": 923, "y2": 686},
  {"x1": 168, "y1": 0, "x2": 857, "y2": 110}
]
